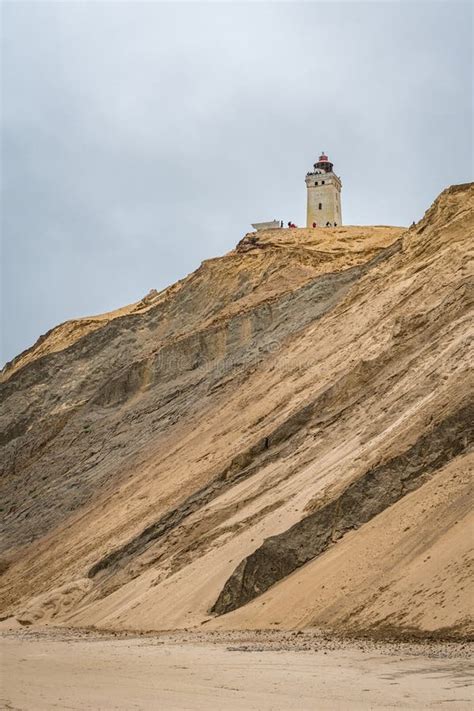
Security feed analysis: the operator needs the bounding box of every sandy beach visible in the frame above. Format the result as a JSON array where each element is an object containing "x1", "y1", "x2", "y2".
[{"x1": 1, "y1": 629, "x2": 472, "y2": 710}]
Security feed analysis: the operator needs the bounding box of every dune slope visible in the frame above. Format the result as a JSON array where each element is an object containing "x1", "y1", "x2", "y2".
[{"x1": 0, "y1": 184, "x2": 472, "y2": 640}]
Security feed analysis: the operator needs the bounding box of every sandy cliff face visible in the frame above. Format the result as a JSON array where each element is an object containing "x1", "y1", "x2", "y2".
[{"x1": 0, "y1": 184, "x2": 472, "y2": 639}]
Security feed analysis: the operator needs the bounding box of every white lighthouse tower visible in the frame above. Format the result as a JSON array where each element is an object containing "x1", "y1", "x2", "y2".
[{"x1": 305, "y1": 152, "x2": 342, "y2": 227}]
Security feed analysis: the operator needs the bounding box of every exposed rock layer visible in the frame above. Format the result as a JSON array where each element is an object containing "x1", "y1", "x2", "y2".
[{"x1": 212, "y1": 403, "x2": 473, "y2": 614}]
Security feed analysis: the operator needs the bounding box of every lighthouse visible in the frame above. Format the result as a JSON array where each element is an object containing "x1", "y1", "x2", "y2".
[{"x1": 305, "y1": 153, "x2": 342, "y2": 227}]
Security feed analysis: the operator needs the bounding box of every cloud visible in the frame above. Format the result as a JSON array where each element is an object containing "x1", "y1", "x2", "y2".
[{"x1": 1, "y1": 0, "x2": 472, "y2": 362}]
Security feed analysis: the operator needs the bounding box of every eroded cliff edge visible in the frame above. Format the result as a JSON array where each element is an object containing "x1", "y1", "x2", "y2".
[{"x1": 0, "y1": 184, "x2": 472, "y2": 640}]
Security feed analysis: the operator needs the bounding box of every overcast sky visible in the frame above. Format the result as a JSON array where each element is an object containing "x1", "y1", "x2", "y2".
[{"x1": 2, "y1": 1, "x2": 472, "y2": 364}]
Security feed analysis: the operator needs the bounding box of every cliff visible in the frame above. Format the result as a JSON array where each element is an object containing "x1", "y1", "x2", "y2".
[{"x1": 1, "y1": 184, "x2": 472, "y2": 640}]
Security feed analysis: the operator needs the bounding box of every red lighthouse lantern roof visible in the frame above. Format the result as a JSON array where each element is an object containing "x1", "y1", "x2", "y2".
[{"x1": 319, "y1": 153, "x2": 329, "y2": 162}]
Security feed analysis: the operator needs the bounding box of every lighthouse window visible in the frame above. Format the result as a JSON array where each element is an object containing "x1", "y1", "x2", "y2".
[
  {"x1": 314, "y1": 181, "x2": 318, "y2": 186},
  {"x1": 322, "y1": 180, "x2": 325, "y2": 184},
  {"x1": 318, "y1": 203, "x2": 322, "y2": 210}
]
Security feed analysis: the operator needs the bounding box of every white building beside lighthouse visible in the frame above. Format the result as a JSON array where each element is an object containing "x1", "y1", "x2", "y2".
[{"x1": 305, "y1": 153, "x2": 342, "y2": 227}]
